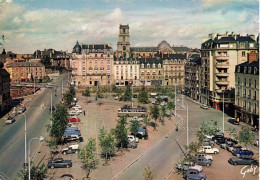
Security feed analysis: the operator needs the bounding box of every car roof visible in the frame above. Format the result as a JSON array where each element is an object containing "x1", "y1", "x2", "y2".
[{"x1": 54, "y1": 158, "x2": 63, "y2": 161}]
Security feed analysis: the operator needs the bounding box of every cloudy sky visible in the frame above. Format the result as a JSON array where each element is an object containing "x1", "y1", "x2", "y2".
[{"x1": 0, "y1": 0, "x2": 258, "y2": 53}]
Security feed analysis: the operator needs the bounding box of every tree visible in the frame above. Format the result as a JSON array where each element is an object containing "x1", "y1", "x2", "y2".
[
  {"x1": 167, "y1": 101, "x2": 175, "y2": 116},
  {"x1": 143, "y1": 165, "x2": 153, "y2": 180},
  {"x1": 69, "y1": 86, "x2": 76, "y2": 97},
  {"x1": 82, "y1": 88, "x2": 91, "y2": 97},
  {"x1": 149, "y1": 104, "x2": 160, "y2": 122},
  {"x1": 113, "y1": 116, "x2": 128, "y2": 150},
  {"x1": 49, "y1": 103, "x2": 68, "y2": 143},
  {"x1": 96, "y1": 88, "x2": 103, "y2": 99},
  {"x1": 17, "y1": 163, "x2": 47, "y2": 180},
  {"x1": 111, "y1": 84, "x2": 118, "y2": 93},
  {"x1": 143, "y1": 116, "x2": 151, "y2": 127},
  {"x1": 160, "y1": 105, "x2": 167, "y2": 125},
  {"x1": 130, "y1": 120, "x2": 140, "y2": 138},
  {"x1": 138, "y1": 85, "x2": 149, "y2": 104},
  {"x1": 78, "y1": 138, "x2": 99, "y2": 179},
  {"x1": 40, "y1": 56, "x2": 51, "y2": 68},
  {"x1": 235, "y1": 127, "x2": 255, "y2": 148},
  {"x1": 63, "y1": 91, "x2": 74, "y2": 106},
  {"x1": 99, "y1": 128, "x2": 115, "y2": 165},
  {"x1": 123, "y1": 85, "x2": 132, "y2": 102}
]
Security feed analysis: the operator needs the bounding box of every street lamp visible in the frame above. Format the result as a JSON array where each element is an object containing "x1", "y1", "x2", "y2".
[
  {"x1": 175, "y1": 84, "x2": 177, "y2": 116},
  {"x1": 28, "y1": 136, "x2": 45, "y2": 180},
  {"x1": 223, "y1": 90, "x2": 225, "y2": 134},
  {"x1": 21, "y1": 113, "x2": 27, "y2": 170},
  {"x1": 177, "y1": 99, "x2": 189, "y2": 147}
]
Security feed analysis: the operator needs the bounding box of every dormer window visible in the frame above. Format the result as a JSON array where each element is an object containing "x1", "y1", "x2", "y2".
[
  {"x1": 147, "y1": 64, "x2": 150, "y2": 68},
  {"x1": 254, "y1": 67, "x2": 258, "y2": 74},
  {"x1": 153, "y1": 63, "x2": 155, "y2": 68},
  {"x1": 158, "y1": 63, "x2": 161, "y2": 68},
  {"x1": 141, "y1": 63, "x2": 144, "y2": 68},
  {"x1": 248, "y1": 67, "x2": 252, "y2": 74},
  {"x1": 244, "y1": 66, "x2": 247, "y2": 73}
]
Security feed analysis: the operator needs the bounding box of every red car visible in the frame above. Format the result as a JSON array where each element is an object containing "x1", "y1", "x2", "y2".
[{"x1": 68, "y1": 117, "x2": 80, "y2": 122}]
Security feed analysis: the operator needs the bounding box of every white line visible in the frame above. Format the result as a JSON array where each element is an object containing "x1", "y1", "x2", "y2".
[{"x1": 111, "y1": 115, "x2": 181, "y2": 180}]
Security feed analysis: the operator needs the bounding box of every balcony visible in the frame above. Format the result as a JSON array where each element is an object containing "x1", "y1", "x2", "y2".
[
  {"x1": 215, "y1": 62, "x2": 229, "y2": 68},
  {"x1": 215, "y1": 80, "x2": 229, "y2": 85},
  {"x1": 215, "y1": 72, "x2": 229, "y2": 77}
]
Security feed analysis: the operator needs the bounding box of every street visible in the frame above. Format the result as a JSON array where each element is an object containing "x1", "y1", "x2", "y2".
[{"x1": 0, "y1": 73, "x2": 68, "y2": 179}]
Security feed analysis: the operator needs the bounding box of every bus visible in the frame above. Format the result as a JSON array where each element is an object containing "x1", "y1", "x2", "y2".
[{"x1": 118, "y1": 105, "x2": 147, "y2": 117}]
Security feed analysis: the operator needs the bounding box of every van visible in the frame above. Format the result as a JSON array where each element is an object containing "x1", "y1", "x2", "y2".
[{"x1": 150, "y1": 93, "x2": 157, "y2": 98}]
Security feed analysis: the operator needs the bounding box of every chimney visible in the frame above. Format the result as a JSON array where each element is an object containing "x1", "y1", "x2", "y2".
[{"x1": 247, "y1": 52, "x2": 259, "y2": 63}]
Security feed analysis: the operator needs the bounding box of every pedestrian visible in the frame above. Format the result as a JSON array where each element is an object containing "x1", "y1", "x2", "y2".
[{"x1": 84, "y1": 110, "x2": 86, "y2": 116}]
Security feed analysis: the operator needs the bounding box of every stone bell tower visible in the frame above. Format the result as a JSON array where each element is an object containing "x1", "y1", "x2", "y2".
[{"x1": 117, "y1": 24, "x2": 130, "y2": 59}]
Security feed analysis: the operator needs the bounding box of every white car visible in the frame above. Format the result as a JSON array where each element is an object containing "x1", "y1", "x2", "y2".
[
  {"x1": 189, "y1": 165, "x2": 203, "y2": 172},
  {"x1": 205, "y1": 135, "x2": 214, "y2": 139},
  {"x1": 68, "y1": 110, "x2": 80, "y2": 116},
  {"x1": 198, "y1": 146, "x2": 219, "y2": 154},
  {"x1": 72, "y1": 105, "x2": 82, "y2": 109},
  {"x1": 73, "y1": 109, "x2": 82, "y2": 113},
  {"x1": 128, "y1": 135, "x2": 139, "y2": 143}
]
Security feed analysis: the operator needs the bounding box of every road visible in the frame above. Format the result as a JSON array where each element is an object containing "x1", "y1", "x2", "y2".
[
  {"x1": 115, "y1": 95, "x2": 244, "y2": 180},
  {"x1": 0, "y1": 73, "x2": 68, "y2": 179}
]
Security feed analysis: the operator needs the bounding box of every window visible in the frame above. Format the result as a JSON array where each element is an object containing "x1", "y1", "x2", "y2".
[
  {"x1": 95, "y1": 54, "x2": 97, "y2": 57},
  {"x1": 250, "y1": 43, "x2": 254, "y2": 48},
  {"x1": 240, "y1": 43, "x2": 245, "y2": 48},
  {"x1": 255, "y1": 79, "x2": 257, "y2": 88},
  {"x1": 249, "y1": 79, "x2": 251, "y2": 87},
  {"x1": 242, "y1": 51, "x2": 245, "y2": 56},
  {"x1": 238, "y1": 77, "x2": 240, "y2": 84},
  {"x1": 244, "y1": 78, "x2": 246, "y2": 86},
  {"x1": 244, "y1": 100, "x2": 246, "y2": 109},
  {"x1": 123, "y1": 46, "x2": 126, "y2": 51}
]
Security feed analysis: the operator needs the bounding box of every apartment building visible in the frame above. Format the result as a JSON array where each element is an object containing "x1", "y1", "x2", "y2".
[
  {"x1": 6, "y1": 62, "x2": 46, "y2": 82},
  {"x1": 114, "y1": 58, "x2": 140, "y2": 86},
  {"x1": 234, "y1": 57, "x2": 259, "y2": 129},
  {"x1": 184, "y1": 57, "x2": 201, "y2": 100},
  {"x1": 200, "y1": 32, "x2": 258, "y2": 113},
  {"x1": 163, "y1": 54, "x2": 187, "y2": 89},
  {"x1": 71, "y1": 41, "x2": 114, "y2": 87}
]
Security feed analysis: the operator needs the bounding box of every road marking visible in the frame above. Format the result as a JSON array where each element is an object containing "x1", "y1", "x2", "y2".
[{"x1": 111, "y1": 115, "x2": 182, "y2": 180}]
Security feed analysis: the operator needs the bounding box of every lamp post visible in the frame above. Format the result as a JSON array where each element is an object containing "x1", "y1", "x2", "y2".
[
  {"x1": 175, "y1": 84, "x2": 177, "y2": 116},
  {"x1": 177, "y1": 99, "x2": 189, "y2": 147},
  {"x1": 223, "y1": 90, "x2": 225, "y2": 134},
  {"x1": 21, "y1": 113, "x2": 27, "y2": 169},
  {"x1": 28, "y1": 136, "x2": 45, "y2": 180}
]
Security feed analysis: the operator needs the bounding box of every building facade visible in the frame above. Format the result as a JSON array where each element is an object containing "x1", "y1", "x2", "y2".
[
  {"x1": 184, "y1": 57, "x2": 201, "y2": 100},
  {"x1": 139, "y1": 57, "x2": 163, "y2": 86},
  {"x1": 6, "y1": 62, "x2": 46, "y2": 82},
  {"x1": 200, "y1": 33, "x2": 258, "y2": 113},
  {"x1": 234, "y1": 58, "x2": 259, "y2": 129},
  {"x1": 34, "y1": 49, "x2": 70, "y2": 69},
  {"x1": 163, "y1": 54, "x2": 187, "y2": 89},
  {"x1": 114, "y1": 58, "x2": 140, "y2": 86},
  {"x1": 71, "y1": 42, "x2": 114, "y2": 87}
]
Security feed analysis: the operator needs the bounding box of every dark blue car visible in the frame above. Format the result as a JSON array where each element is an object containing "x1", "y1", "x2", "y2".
[{"x1": 232, "y1": 149, "x2": 254, "y2": 157}]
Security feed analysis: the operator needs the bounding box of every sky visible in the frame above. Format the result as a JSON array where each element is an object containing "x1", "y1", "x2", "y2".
[{"x1": 0, "y1": 0, "x2": 258, "y2": 53}]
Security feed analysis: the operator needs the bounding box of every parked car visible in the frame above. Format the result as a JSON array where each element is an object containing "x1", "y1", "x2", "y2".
[
  {"x1": 5, "y1": 117, "x2": 15, "y2": 124},
  {"x1": 18, "y1": 107, "x2": 26, "y2": 114},
  {"x1": 228, "y1": 145, "x2": 243, "y2": 152},
  {"x1": 68, "y1": 117, "x2": 80, "y2": 122},
  {"x1": 73, "y1": 108, "x2": 82, "y2": 113},
  {"x1": 61, "y1": 144, "x2": 80, "y2": 155},
  {"x1": 68, "y1": 110, "x2": 80, "y2": 116},
  {"x1": 196, "y1": 154, "x2": 213, "y2": 161},
  {"x1": 64, "y1": 135, "x2": 83, "y2": 143},
  {"x1": 225, "y1": 138, "x2": 238, "y2": 145},
  {"x1": 47, "y1": 158, "x2": 72, "y2": 168},
  {"x1": 213, "y1": 136, "x2": 225, "y2": 143},
  {"x1": 60, "y1": 174, "x2": 74, "y2": 180},
  {"x1": 122, "y1": 141, "x2": 137, "y2": 149},
  {"x1": 66, "y1": 123, "x2": 77, "y2": 128},
  {"x1": 197, "y1": 157, "x2": 212, "y2": 166},
  {"x1": 232, "y1": 148, "x2": 254, "y2": 157},
  {"x1": 72, "y1": 105, "x2": 82, "y2": 109},
  {"x1": 203, "y1": 138, "x2": 215, "y2": 146},
  {"x1": 228, "y1": 155, "x2": 259, "y2": 166},
  {"x1": 176, "y1": 163, "x2": 203, "y2": 172},
  {"x1": 198, "y1": 146, "x2": 219, "y2": 154},
  {"x1": 183, "y1": 169, "x2": 207, "y2": 180},
  {"x1": 136, "y1": 126, "x2": 148, "y2": 139},
  {"x1": 64, "y1": 129, "x2": 81, "y2": 137},
  {"x1": 128, "y1": 135, "x2": 139, "y2": 143},
  {"x1": 228, "y1": 118, "x2": 240, "y2": 125},
  {"x1": 221, "y1": 141, "x2": 234, "y2": 150},
  {"x1": 200, "y1": 104, "x2": 209, "y2": 110}
]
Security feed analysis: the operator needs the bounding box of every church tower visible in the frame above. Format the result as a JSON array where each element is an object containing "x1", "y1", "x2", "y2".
[{"x1": 117, "y1": 24, "x2": 130, "y2": 58}]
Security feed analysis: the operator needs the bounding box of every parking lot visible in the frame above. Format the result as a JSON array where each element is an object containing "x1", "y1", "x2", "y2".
[
  {"x1": 45, "y1": 93, "x2": 179, "y2": 179},
  {"x1": 169, "y1": 141, "x2": 259, "y2": 180}
]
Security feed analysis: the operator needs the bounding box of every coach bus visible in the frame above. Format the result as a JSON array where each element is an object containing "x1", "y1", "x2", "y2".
[{"x1": 118, "y1": 105, "x2": 147, "y2": 117}]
